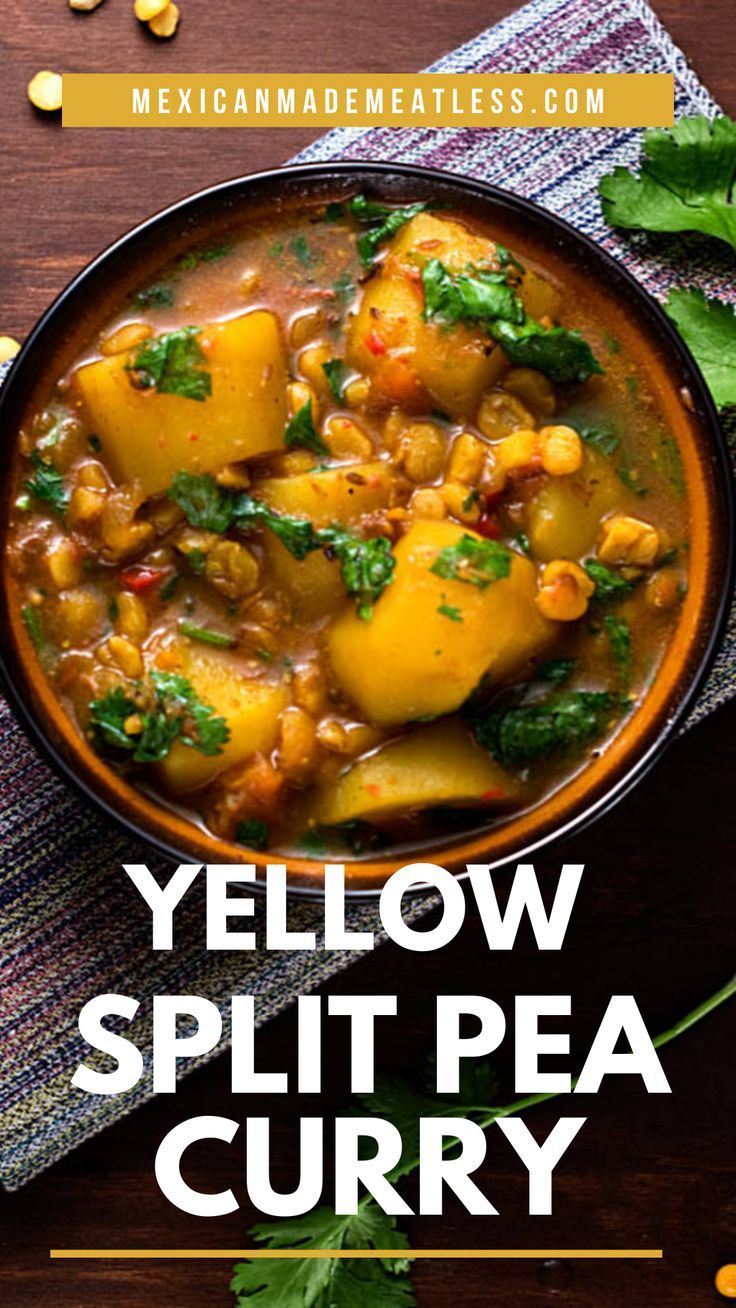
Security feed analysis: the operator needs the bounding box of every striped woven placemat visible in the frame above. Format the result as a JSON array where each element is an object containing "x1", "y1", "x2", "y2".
[{"x1": 1, "y1": 0, "x2": 734, "y2": 1191}]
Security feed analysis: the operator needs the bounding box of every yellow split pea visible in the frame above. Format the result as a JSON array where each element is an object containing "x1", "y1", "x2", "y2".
[
  {"x1": 0, "y1": 337, "x2": 21, "y2": 365},
  {"x1": 27, "y1": 70, "x2": 63, "y2": 113},
  {"x1": 148, "y1": 1, "x2": 180, "y2": 36}
]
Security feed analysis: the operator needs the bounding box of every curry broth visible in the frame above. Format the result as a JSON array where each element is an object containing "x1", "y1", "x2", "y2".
[{"x1": 6, "y1": 197, "x2": 690, "y2": 859}]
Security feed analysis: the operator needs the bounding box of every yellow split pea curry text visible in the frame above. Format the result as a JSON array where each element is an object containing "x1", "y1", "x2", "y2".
[{"x1": 8, "y1": 197, "x2": 690, "y2": 858}]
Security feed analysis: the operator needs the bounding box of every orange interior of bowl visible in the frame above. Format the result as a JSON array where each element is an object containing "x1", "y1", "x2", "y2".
[{"x1": 0, "y1": 178, "x2": 729, "y2": 894}]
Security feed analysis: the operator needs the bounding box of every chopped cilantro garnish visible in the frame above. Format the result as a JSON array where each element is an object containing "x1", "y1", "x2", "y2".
[
  {"x1": 513, "y1": 531, "x2": 531, "y2": 555},
  {"x1": 659, "y1": 437, "x2": 686, "y2": 496},
  {"x1": 430, "y1": 535, "x2": 511, "y2": 590},
  {"x1": 178, "y1": 241, "x2": 233, "y2": 270},
  {"x1": 89, "y1": 670, "x2": 229, "y2": 764},
  {"x1": 471, "y1": 689, "x2": 629, "y2": 766},
  {"x1": 422, "y1": 258, "x2": 523, "y2": 327},
  {"x1": 21, "y1": 603, "x2": 45, "y2": 649},
  {"x1": 333, "y1": 270, "x2": 356, "y2": 303},
  {"x1": 350, "y1": 194, "x2": 428, "y2": 268},
  {"x1": 168, "y1": 473, "x2": 395, "y2": 616},
  {"x1": 127, "y1": 326, "x2": 212, "y2": 402},
  {"x1": 421, "y1": 259, "x2": 601, "y2": 383},
  {"x1": 573, "y1": 421, "x2": 620, "y2": 457},
  {"x1": 617, "y1": 459, "x2": 649, "y2": 497},
  {"x1": 322, "y1": 358, "x2": 348, "y2": 403},
  {"x1": 133, "y1": 281, "x2": 174, "y2": 309},
  {"x1": 290, "y1": 234, "x2": 314, "y2": 267},
  {"x1": 437, "y1": 603, "x2": 463, "y2": 622},
  {"x1": 488, "y1": 317, "x2": 603, "y2": 384},
  {"x1": 179, "y1": 620, "x2": 235, "y2": 649},
  {"x1": 159, "y1": 572, "x2": 180, "y2": 601},
  {"x1": 284, "y1": 400, "x2": 330, "y2": 456},
  {"x1": 319, "y1": 526, "x2": 396, "y2": 620},
  {"x1": 168, "y1": 471, "x2": 232, "y2": 532},
  {"x1": 236, "y1": 819, "x2": 269, "y2": 851},
  {"x1": 537, "y1": 658, "x2": 576, "y2": 685},
  {"x1": 325, "y1": 201, "x2": 344, "y2": 223},
  {"x1": 25, "y1": 451, "x2": 69, "y2": 514},
  {"x1": 604, "y1": 613, "x2": 632, "y2": 683},
  {"x1": 584, "y1": 559, "x2": 636, "y2": 603},
  {"x1": 599, "y1": 114, "x2": 736, "y2": 251}
]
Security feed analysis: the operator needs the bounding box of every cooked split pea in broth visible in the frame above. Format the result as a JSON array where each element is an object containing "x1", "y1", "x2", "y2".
[{"x1": 7, "y1": 196, "x2": 690, "y2": 858}]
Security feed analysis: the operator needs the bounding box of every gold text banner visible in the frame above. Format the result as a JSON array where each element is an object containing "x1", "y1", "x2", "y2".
[{"x1": 62, "y1": 73, "x2": 674, "y2": 129}]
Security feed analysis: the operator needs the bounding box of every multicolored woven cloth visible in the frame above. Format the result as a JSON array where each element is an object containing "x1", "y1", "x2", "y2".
[{"x1": 1, "y1": 0, "x2": 734, "y2": 1191}]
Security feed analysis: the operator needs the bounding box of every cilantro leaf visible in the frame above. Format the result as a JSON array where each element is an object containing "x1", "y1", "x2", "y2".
[
  {"x1": 285, "y1": 401, "x2": 330, "y2": 456},
  {"x1": 487, "y1": 318, "x2": 603, "y2": 384},
  {"x1": 237, "y1": 819, "x2": 269, "y2": 851},
  {"x1": 230, "y1": 493, "x2": 319, "y2": 560},
  {"x1": 322, "y1": 358, "x2": 348, "y2": 403},
  {"x1": 25, "y1": 451, "x2": 69, "y2": 514},
  {"x1": 584, "y1": 558, "x2": 636, "y2": 603},
  {"x1": 599, "y1": 114, "x2": 736, "y2": 250},
  {"x1": 169, "y1": 471, "x2": 233, "y2": 532},
  {"x1": 664, "y1": 288, "x2": 736, "y2": 410},
  {"x1": 422, "y1": 259, "x2": 524, "y2": 327},
  {"x1": 89, "y1": 671, "x2": 229, "y2": 764},
  {"x1": 430, "y1": 535, "x2": 511, "y2": 590},
  {"x1": 133, "y1": 281, "x2": 174, "y2": 309},
  {"x1": 470, "y1": 689, "x2": 629, "y2": 766},
  {"x1": 604, "y1": 613, "x2": 632, "y2": 683},
  {"x1": 319, "y1": 527, "x2": 396, "y2": 620},
  {"x1": 350, "y1": 195, "x2": 427, "y2": 268},
  {"x1": 127, "y1": 326, "x2": 212, "y2": 401},
  {"x1": 21, "y1": 603, "x2": 45, "y2": 650},
  {"x1": 537, "y1": 657, "x2": 576, "y2": 685},
  {"x1": 573, "y1": 421, "x2": 621, "y2": 457},
  {"x1": 231, "y1": 1206, "x2": 415, "y2": 1308},
  {"x1": 437, "y1": 603, "x2": 463, "y2": 622}
]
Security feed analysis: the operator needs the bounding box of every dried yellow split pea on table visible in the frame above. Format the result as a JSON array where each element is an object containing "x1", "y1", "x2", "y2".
[
  {"x1": 69, "y1": 0, "x2": 106, "y2": 10},
  {"x1": 0, "y1": 337, "x2": 21, "y2": 365},
  {"x1": 134, "y1": 0, "x2": 169, "y2": 18},
  {"x1": 27, "y1": 71, "x2": 63, "y2": 113},
  {"x1": 148, "y1": 2, "x2": 180, "y2": 36}
]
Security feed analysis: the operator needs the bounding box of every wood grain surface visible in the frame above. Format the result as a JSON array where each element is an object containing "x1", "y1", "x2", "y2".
[{"x1": 1, "y1": 2, "x2": 734, "y2": 1305}]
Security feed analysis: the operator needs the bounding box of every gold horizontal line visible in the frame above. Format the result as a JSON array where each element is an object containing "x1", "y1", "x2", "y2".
[{"x1": 50, "y1": 1249, "x2": 663, "y2": 1261}]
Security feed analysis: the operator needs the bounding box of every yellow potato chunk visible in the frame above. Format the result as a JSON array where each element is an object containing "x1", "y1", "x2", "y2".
[
  {"x1": 316, "y1": 719, "x2": 520, "y2": 825},
  {"x1": 76, "y1": 311, "x2": 288, "y2": 496},
  {"x1": 328, "y1": 519, "x2": 554, "y2": 727},
  {"x1": 156, "y1": 646, "x2": 288, "y2": 793},
  {"x1": 258, "y1": 461, "x2": 394, "y2": 620},
  {"x1": 525, "y1": 449, "x2": 622, "y2": 562},
  {"x1": 347, "y1": 214, "x2": 506, "y2": 417}
]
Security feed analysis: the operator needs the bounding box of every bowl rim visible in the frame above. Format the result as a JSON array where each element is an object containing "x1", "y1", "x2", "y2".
[{"x1": 0, "y1": 158, "x2": 733, "y2": 901}]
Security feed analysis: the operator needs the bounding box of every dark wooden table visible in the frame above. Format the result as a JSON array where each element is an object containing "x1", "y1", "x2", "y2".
[{"x1": 1, "y1": 1, "x2": 734, "y2": 1304}]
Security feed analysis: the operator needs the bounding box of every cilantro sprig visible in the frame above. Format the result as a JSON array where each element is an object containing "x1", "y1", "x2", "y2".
[
  {"x1": 470, "y1": 689, "x2": 630, "y2": 766},
  {"x1": 350, "y1": 195, "x2": 427, "y2": 268},
  {"x1": 89, "y1": 669, "x2": 229, "y2": 764},
  {"x1": 421, "y1": 259, "x2": 602, "y2": 384},
  {"x1": 284, "y1": 400, "x2": 330, "y2": 456},
  {"x1": 25, "y1": 451, "x2": 69, "y2": 514},
  {"x1": 430, "y1": 535, "x2": 511, "y2": 590},
  {"x1": 127, "y1": 326, "x2": 212, "y2": 402},
  {"x1": 168, "y1": 473, "x2": 395, "y2": 618},
  {"x1": 599, "y1": 114, "x2": 736, "y2": 251},
  {"x1": 422, "y1": 258, "x2": 523, "y2": 327},
  {"x1": 230, "y1": 976, "x2": 736, "y2": 1308}
]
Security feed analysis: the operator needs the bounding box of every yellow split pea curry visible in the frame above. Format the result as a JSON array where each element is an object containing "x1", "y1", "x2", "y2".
[{"x1": 8, "y1": 197, "x2": 689, "y2": 858}]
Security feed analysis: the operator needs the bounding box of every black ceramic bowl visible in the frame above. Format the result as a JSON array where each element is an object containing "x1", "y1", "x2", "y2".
[{"x1": 0, "y1": 162, "x2": 733, "y2": 897}]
